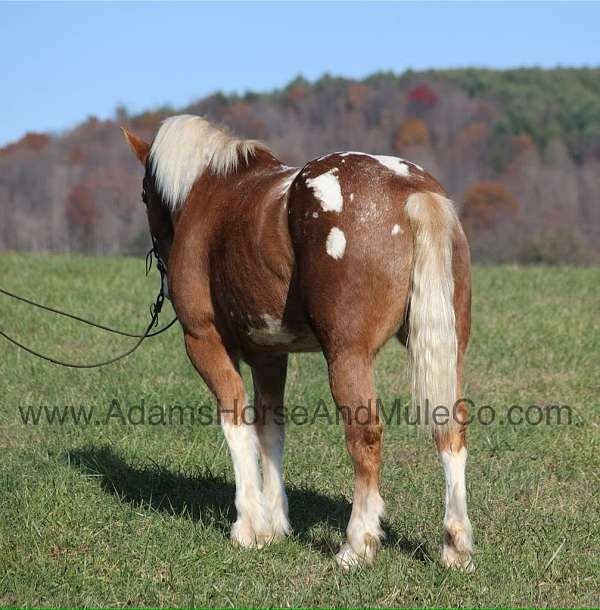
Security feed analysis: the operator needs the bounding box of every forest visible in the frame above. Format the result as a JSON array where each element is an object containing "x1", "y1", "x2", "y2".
[{"x1": 1, "y1": 68, "x2": 599, "y2": 263}]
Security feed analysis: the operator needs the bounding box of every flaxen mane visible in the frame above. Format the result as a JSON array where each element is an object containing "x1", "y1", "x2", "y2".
[{"x1": 149, "y1": 114, "x2": 270, "y2": 211}]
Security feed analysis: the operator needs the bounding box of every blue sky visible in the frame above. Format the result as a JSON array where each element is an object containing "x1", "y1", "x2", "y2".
[{"x1": 1, "y1": 1, "x2": 599, "y2": 146}]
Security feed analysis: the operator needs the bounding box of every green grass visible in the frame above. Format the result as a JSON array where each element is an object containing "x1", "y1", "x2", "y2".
[{"x1": 0, "y1": 254, "x2": 598, "y2": 608}]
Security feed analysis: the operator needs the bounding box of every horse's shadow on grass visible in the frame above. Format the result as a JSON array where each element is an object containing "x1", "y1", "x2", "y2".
[{"x1": 65, "y1": 445, "x2": 429, "y2": 562}]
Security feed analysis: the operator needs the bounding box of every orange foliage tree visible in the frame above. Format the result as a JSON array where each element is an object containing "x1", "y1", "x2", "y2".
[
  {"x1": 461, "y1": 181, "x2": 518, "y2": 234},
  {"x1": 0, "y1": 132, "x2": 50, "y2": 156},
  {"x1": 65, "y1": 182, "x2": 98, "y2": 251},
  {"x1": 394, "y1": 118, "x2": 430, "y2": 151}
]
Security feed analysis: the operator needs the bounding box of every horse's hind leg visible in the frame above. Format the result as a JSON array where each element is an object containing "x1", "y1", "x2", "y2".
[
  {"x1": 437, "y1": 426, "x2": 473, "y2": 570},
  {"x1": 327, "y1": 350, "x2": 385, "y2": 568},
  {"x1": 437, "y1": 231, "x2": 473, "y2": 570},
  {"x1": 251, "y1": 354, "x2": 290, "y2": 540},
  {"x1": 436, "y1": 381, "x2": 473, "y2": 570}
]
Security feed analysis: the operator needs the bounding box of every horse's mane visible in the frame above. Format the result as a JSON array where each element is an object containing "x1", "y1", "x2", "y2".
[{"x1": 149, "y1": 114, "x2": 270, "y2": 211}]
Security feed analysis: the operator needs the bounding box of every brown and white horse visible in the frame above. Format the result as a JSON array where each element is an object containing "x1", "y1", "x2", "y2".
[{"x1": 122, "y1": 115, "x2": 473, "y2": 569}]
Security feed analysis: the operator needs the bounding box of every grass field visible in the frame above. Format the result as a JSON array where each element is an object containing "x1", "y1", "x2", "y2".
[{"x1": 0, "y1": 254, "x2": 598, "y2": 608}]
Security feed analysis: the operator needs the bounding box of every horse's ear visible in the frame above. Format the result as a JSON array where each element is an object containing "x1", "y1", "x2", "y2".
[{"x1": 121, "y1": 127, "x2": 150, "y2": 165}]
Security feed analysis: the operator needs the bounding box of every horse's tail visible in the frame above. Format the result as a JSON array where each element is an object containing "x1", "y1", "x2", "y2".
[{"x1": 405, "y1": 191, "x2": 459, "y2": 434}]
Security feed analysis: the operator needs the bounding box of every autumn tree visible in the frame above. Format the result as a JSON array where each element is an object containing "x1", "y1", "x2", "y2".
[
  {"x1": 407, "y1": 84, "x2": 438, "y2": 118},
  {"x1": 65, "y1": 182, "x2": 99, "y2": 252},
  {"x1": 461, "y1": 181, "x2": 519, "y2": 235},
  {"x1": 459, "y1": 181, "x2": 522, "y2": 262},
  {"x1": 0, "y1": 132, "x2": 50, "y2": 156},
  {"x1": 394, "y1": 118, "x2": 430, "y2": 151}
]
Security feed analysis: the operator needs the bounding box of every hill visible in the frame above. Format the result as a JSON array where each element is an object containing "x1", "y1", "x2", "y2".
[{"x1": 1, "y1": 68, "x2": 599, "y2": 262}]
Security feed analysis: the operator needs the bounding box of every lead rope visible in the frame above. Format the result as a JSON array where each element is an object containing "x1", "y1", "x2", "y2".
[{"x1": 0, "y1": 243, "x2": 177, "y2": 368}]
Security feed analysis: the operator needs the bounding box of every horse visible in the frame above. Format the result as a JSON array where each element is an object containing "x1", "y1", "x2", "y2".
[{"x1": 121, "y1": 114, "x2": 473, "y2": 569}]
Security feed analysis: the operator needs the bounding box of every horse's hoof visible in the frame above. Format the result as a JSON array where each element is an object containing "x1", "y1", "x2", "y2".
[
  {"x1": 231, "y1": 517, "x2": 269, "y2": 549},
  {"x1": 442, "y1": 518, "x2": 474, "y2": 571},
  {"x1": 441, "y1": 545, "x2": 475, "y2": 572},
  {"x1": 336, "y1": 543, "x2": 362, "y2": 570}
]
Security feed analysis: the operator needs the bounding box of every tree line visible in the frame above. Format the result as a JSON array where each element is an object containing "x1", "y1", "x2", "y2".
[{"x1": 1, "y1": 68, "x2": 599, "y2": 263}]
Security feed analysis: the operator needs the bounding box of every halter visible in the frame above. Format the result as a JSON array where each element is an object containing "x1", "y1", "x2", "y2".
[{"x1": 145, "y1": 233, "x2": 168, "y2": 322}]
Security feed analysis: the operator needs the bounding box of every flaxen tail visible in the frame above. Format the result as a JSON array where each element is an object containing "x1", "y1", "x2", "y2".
[{"x1": 405, "y1": 191, "x2": 459, "y2": 432}]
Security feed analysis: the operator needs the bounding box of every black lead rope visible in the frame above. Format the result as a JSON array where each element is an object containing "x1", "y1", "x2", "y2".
[
  {"x1": 0, "y1": 285, "x2": 176, "y2": 339},
  {"x1": 0, "y1": 303, "x2": 163, "y2": 369},
  {"x1": 0, "y1": 243, "x2": 177, "y2": 368}
]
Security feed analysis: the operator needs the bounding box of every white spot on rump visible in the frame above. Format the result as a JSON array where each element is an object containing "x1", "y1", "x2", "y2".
[
  {"x1": 326, "y1": 227, "x2": 346, "y2": 259},
  {"x1": 339, "y1": 151, "x2": 366, "y2": 157},
  {"x1": 338, "y1": 151, "x2": 412, "y2": 177},
  {"x1": 349, "y1": 193, "x2": 354, "y2": 202},
  {"x1": 373, "y1": 155, "x2": 410, "y2": 176},
  {"x1": 392, "y1": 224, "x2": 402, "y2": 235},
  {"x1": 312, "y1": 212, "x2": 319, "y2": 218},
  {"x1": 306, "y1": 169, "x2": 343, "y2": 213}
]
